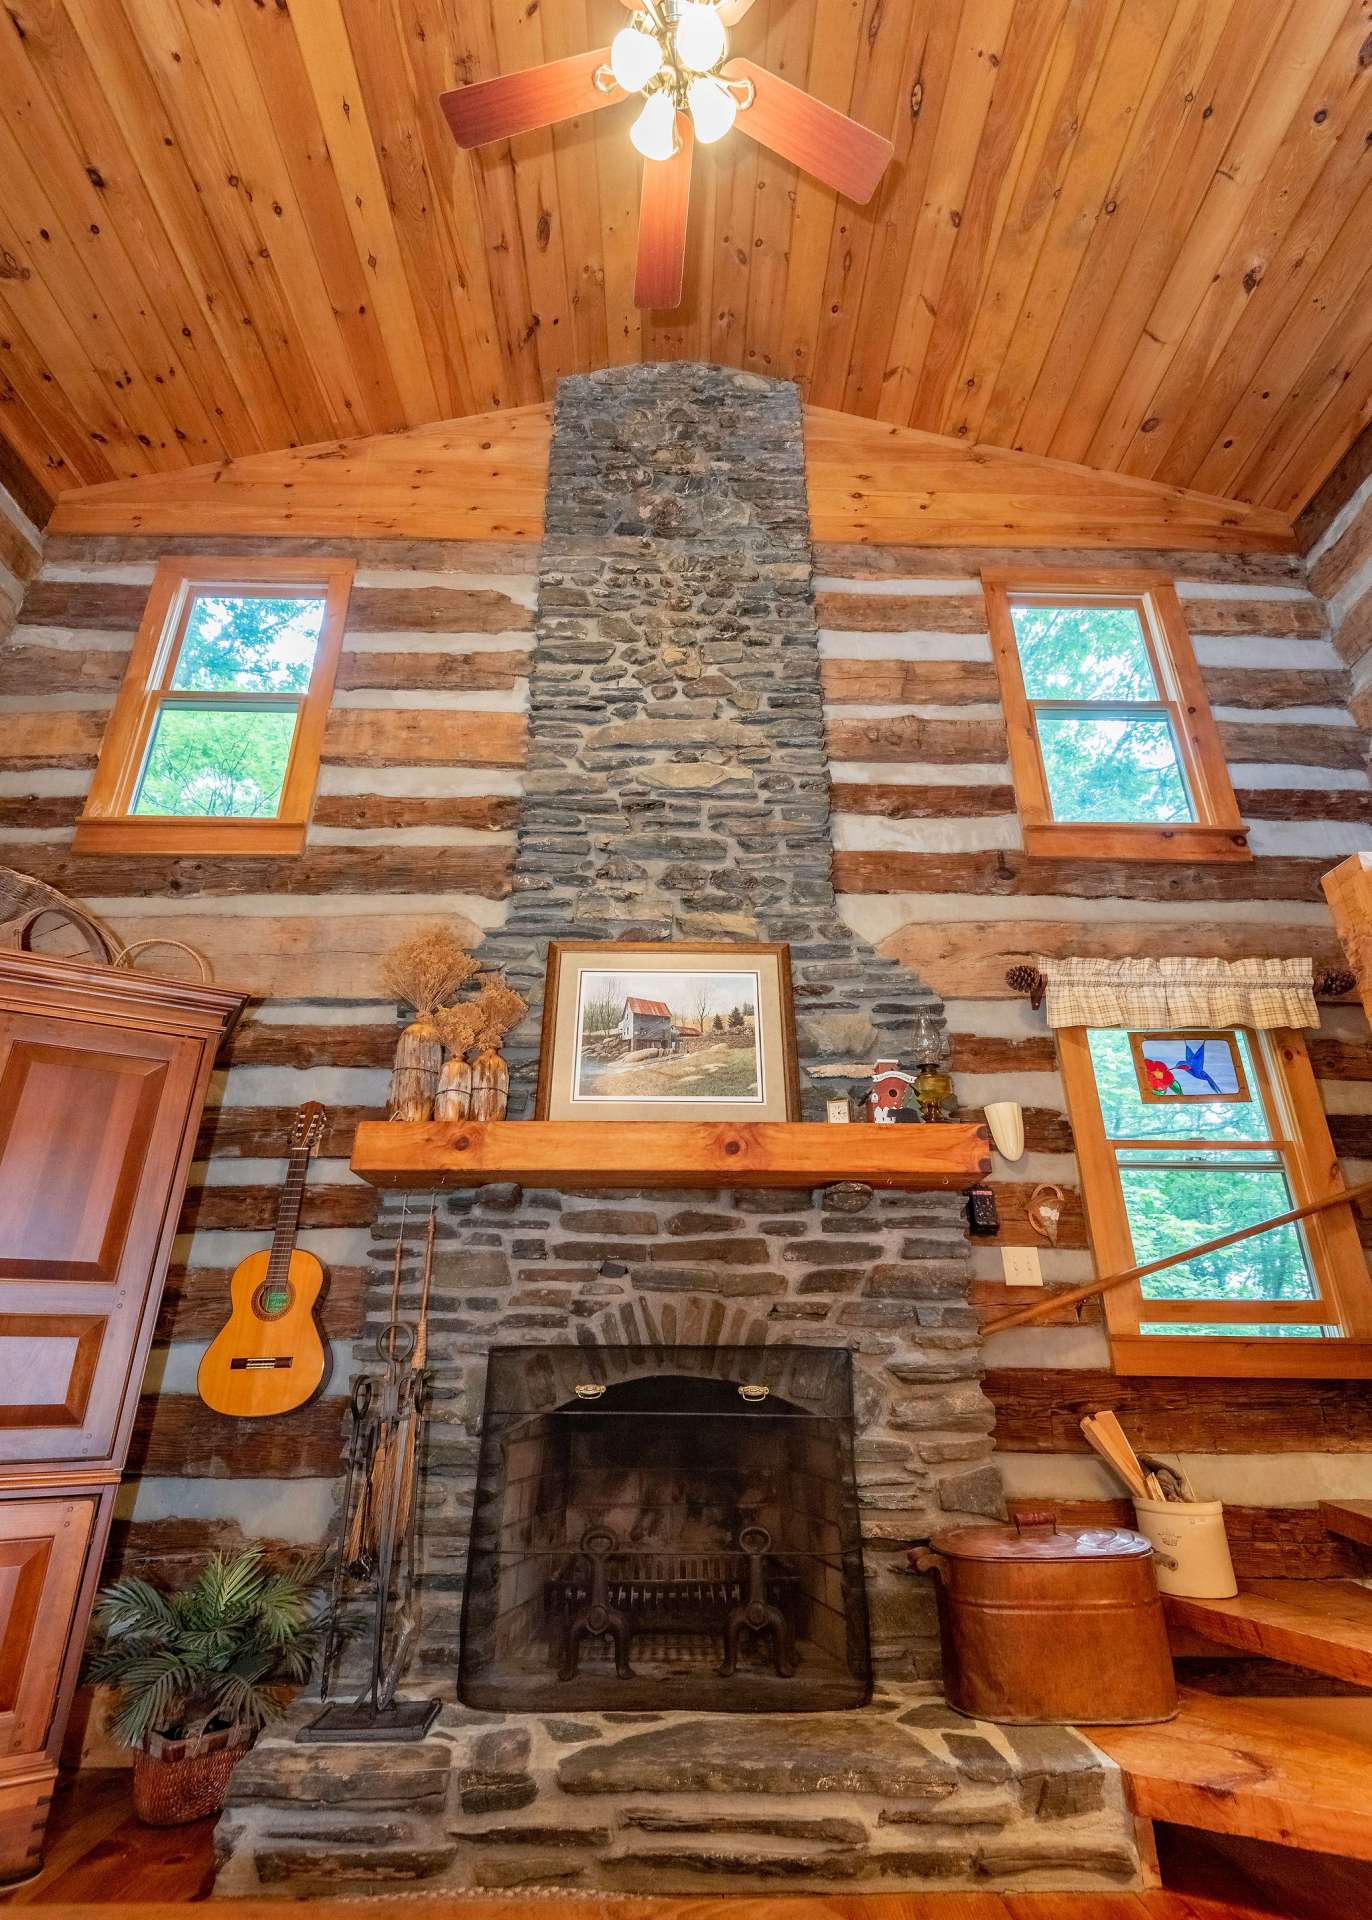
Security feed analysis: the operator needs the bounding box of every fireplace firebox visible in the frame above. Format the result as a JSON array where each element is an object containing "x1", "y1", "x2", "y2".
[{"x1": 459, "y1": 1345, "x2": 872, "y2": 1712}]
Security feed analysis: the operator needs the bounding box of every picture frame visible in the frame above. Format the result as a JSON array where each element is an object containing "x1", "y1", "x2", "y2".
[
  {"x1": 1129, "y1": 1029, "x2": 1250, "y2": 1105},
  {"x1": 535, "y1": 941, "x2": 800, "y2": 1123}
]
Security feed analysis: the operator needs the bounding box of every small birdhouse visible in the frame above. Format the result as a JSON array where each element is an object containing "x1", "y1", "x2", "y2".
[{"x1": 866, "y1": 1059, "x2": 919, "y2": 1123}]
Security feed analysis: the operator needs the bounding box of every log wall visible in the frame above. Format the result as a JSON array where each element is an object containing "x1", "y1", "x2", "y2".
[
  {"x1": 4, "y1": 484, "x2": 1372, "y2": 1590},
  {"x1": 824, "y1": 540, "x2": 1372, "y2": 1525},
  {"x1": 1305, "y1": 425, "x2": 1372, "y2": 737},
  {"x1": 4, "y1": 530, "x2": 532, "y2": 1569},
  {"x1": 0, "y1": 483, "x2": 40, "y2": 649}
]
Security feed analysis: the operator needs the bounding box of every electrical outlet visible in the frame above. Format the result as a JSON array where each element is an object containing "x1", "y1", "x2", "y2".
[{"x1": 1001, "y1": 1246, "x2": 1043, "y2": 1288}]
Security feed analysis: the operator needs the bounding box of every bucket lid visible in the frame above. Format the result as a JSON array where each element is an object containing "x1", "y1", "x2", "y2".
[{"x1": 928, "y1": 1516, "x2": 1153, "y2": 1563}]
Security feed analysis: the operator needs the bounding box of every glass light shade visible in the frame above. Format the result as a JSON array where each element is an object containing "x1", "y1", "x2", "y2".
[
  {"x1": 630, "y1": 90, "x2": 679, "y2": 162},
  {"x1": 687, "y1": 74, "x2": 737, "y2": 144},
  {"x1": 674, "y1": 2, "x2": 727, "y2": 71},
  {"x1": 910, "y1": 1011, "x2": 949, "y2": 1067},
  {"x1": 610, "y1": 24, "x2": 664, "y2": 93}
]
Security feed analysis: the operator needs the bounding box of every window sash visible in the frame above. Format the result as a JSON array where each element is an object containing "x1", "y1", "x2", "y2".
[
  {"x1": 1029, "y1": 703, "x2": 1197, "y2": 827},
  {"x1": 1055, "y1": 1022, "x2": 1372, "y2": 1376},
  {"x1": 131, "y1": 692, "x2": 309, "y2": 820},
  {"x1": 982, "y1": 570, "x2": 1248, "y2": 861},
  {"x1": 76, "y1": 557, "x2": 352, "y2": 853},
  {"x1": 154, "y1": 582, "x2": 326, "y2": 697},
  {"x1": 1010, "y1": 593, "x2": 1192, "y2": 829},
  {"x1": 1111, "y1": 1134, "x2": 1324, "y2": 1315}
]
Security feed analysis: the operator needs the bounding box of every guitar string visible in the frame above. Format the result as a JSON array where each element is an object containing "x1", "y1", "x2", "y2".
[{"x1": 259, "y1": 1119, "x2": 316, "y2": 1316}]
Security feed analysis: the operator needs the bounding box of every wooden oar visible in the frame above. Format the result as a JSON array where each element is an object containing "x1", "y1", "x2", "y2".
[{"x1": 982, "y1": 1176, "x2": 1372, "y2": 1336}]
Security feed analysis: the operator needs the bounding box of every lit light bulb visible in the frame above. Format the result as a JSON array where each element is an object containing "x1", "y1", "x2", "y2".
[
  {"x1": 674, "y1": 1, "x2": 727, "y2": 72},
  {"x1": 609, "y1": 24, "x2": 664, "y2": 94},
  {"x1": 687, "y1": 74, "x2": 737, "y2": 144},
  {"x1": 630, "y1": 90, "x2": 680, "y2": 162}
]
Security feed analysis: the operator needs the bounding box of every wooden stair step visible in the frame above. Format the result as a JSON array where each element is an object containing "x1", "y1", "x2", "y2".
[
  {"x1": 1322, "y1": 1500, "x2": 1372, "y2": 1551},
  {"x1": 1090, "y1": 1687, "x2": 1372, "y2": 1861},
  {"x1": 1163, "y1": 1580, "x2": 1372, "y2": 1688}
]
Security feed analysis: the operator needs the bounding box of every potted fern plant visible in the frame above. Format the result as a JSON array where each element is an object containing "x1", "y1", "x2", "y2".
[{"x1": 85, "y1": 1547, "x2": 325, "y2": 1825}]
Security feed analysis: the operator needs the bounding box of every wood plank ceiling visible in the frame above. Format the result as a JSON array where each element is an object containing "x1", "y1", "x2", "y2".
[{"x1": 2, "y1": 0, "x2": 1372, "y2": 523}]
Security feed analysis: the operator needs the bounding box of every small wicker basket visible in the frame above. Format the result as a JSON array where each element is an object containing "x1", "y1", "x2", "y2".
[{"x1": 132, "y1": 1725, "x2": 254, "y2": 1826}]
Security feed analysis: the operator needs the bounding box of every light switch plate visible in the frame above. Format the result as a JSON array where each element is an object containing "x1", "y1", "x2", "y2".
[{"x1": 1001, "y1": 1246, "x2": 1043, "y2": 1288}]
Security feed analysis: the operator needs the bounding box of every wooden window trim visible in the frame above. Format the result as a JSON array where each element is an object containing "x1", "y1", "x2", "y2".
[
  {"x1": 982, "y1": 567, "x2": 1250, "y2": 864},
  {"x1": 74, "y1": 556, "x2": 353, "y2": 857},
  {"x1": 1058, "y1": 1024, "x2": 1372, "y2": 1380}
]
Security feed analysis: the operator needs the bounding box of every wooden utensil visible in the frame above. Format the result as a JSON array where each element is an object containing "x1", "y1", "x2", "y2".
[
  {"x1": 1094, "y1": 1410, "x2": 1149, "y2": 1490},
  {"x1": 1080, "y1": 1414, "x2": 1148, "y2": 1500}
]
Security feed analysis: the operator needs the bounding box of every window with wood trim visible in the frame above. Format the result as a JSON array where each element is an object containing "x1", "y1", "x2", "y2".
[
  {"x1": 983, "y1": 570, "x2": 1249, "y2": 863},
  {"x1": 1058, "y1": 1024, "x2": 1372, "y2": 1379},
  {"x1": 75, "y1": 557, "x2": 352, "y2": 856}
]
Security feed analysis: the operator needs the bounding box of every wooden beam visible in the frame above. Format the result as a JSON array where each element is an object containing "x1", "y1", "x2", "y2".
[
  {"x1": 350, "y1": 1118, "x2": 992, "y2": 1192},
  {"x1": 985, "y1": 1369, "x2": 1372, "y2": 1453}
]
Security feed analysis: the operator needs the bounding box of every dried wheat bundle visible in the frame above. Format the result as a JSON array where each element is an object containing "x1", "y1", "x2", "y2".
[
  {"x1": 470, "y1": 977, "x2": 528, "y2": 1052},
  {"x1": 434, "y1": 1002, "x2": 481, "y2": 1058},
  {"x1": 468, "y1": 976, "x2": 528, "y2": 1121},
  {"x1": 433, "y1": 1003, "x2": 481, "y2": 1120},
  {"x1": 381, "y1": 929, "x2": 480, "y2": 1122},
  {"x1": 380, "y1": 926, "x2": 480, "y2": 1018}
]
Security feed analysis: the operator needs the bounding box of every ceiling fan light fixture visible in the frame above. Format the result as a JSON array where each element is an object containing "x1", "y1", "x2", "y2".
[
  {"x1": 674, "y1": 2, "x2": 727, "y2": 73},
  {"x1": 610, "y1": 23, "x2": 664, "y2": 94},
  {"x1": 630, "y1": 88, "x2": 680, "y2": 162},
  {"x1": 687, "y1": 74, "x2": 737, "y2": 144}
]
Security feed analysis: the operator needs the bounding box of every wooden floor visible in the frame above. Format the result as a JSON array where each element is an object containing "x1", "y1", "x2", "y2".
[{"x1": 0, "y1": 1769, "x2": 1346, "y2": 1918}]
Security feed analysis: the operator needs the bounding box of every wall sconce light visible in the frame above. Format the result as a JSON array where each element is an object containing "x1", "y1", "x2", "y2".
[{"x1": 983, "y1": 1101, "x2": 1024, "y2": 1162}]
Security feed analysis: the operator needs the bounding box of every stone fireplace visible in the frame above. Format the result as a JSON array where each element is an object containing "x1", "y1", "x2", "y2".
[{"x1": 218, "y1": 365, "x2": 1138, "y2": 1894}]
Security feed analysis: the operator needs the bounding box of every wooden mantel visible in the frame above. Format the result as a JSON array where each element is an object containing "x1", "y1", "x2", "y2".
[{"x1": 350, "y1": 1118, "x2": 991, "y2": 1192}]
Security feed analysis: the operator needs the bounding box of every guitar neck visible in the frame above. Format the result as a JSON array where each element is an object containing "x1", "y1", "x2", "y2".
[{"x1": 265, "y1": 1145, "x2": 310, "y2": 1282}]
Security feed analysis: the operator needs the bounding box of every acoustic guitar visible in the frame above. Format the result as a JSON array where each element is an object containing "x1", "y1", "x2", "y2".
[{"x1": 197, "y1": 1101, "x2": 329, "y2": 1419}]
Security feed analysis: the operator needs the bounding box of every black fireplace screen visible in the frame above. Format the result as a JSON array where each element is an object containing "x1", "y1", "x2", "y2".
[{"x1": 458, "y1": 1345, "x2": 872, "y2": 1712}]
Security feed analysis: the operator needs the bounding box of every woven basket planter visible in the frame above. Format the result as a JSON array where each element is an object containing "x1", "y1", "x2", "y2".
[{"x1": 132, "y1": 1725, "x2": 255, "y2": 1826}]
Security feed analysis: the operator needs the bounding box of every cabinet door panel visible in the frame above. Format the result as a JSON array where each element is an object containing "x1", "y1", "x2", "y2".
[
  {"x1": 0, "y1": 1038, "x2": 172, "y2": 1282},
  {"x1": 0, "y1": 1316, "x2": 104, "y2": 1429},
  {"x1": 0, "y1": 1014, "x2": 202, "y2": 1464},
  {"x1": 0, "y1": 1496, "x2": 97, "y2": 1759}
]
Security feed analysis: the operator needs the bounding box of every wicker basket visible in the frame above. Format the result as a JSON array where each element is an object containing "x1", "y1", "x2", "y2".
[{"x1": 132, "y1": 1725, "x2": 254, "y2": 1826}]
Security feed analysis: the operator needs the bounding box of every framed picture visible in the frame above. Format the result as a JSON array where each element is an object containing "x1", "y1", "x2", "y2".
[
  {"x1": 1129, "y1": 1030, "x2": 1250, "y2": 1105},
  {"x1": 535, "y1": 941, "x2": 799, "y2": 1123}
]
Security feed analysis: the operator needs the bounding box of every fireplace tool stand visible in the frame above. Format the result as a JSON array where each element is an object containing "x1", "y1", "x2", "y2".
[{"x1": 304, "y1": 1201, "x2": 441, "y2": 1743}]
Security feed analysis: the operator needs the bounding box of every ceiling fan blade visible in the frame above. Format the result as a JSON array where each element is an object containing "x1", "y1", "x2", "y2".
[
  {"x1": 635, "y1": 118, "x2": 694, "y2": 310},
  {"x1": 723, "y1": 58, "x2": 893, "y2": 204},
  {"x1": 440, "y1": 48, "x2": 617, "y2": 150},
  {"x1": 617, "y1": 0, "x2": 759, "y2": 18}
]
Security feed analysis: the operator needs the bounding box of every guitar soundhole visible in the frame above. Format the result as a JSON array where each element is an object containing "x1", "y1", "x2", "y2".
[{"x1": 254, "y1": 1282, "x2": 294, "y2": 1322}]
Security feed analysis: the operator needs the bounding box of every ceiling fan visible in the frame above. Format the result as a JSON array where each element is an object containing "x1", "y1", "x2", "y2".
[{"x1": 440, "y1": 1, "x2": 894, "y2": 310}]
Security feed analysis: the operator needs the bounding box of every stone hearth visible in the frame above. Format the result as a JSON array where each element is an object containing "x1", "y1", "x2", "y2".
[
  {"x1": 222, "y1": 1695, "x2": 1135, "y2": 1896},
  {"x1": 216, "y1": 364, "x2": 1140, "y2": 1893}
]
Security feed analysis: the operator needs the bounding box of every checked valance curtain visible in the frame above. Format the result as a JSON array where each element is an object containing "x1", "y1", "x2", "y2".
[{"x1": 1036, "y1": 955, "x2": 1318, "y2": 1031}]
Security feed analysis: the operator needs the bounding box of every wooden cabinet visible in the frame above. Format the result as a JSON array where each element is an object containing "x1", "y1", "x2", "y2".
[
  {"x1": 0, "y1": 1493, "x2": 103, "y2": 1759},
  {"x1": 0, "y1": 953, "x2": 243, "y2": 1885}
]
